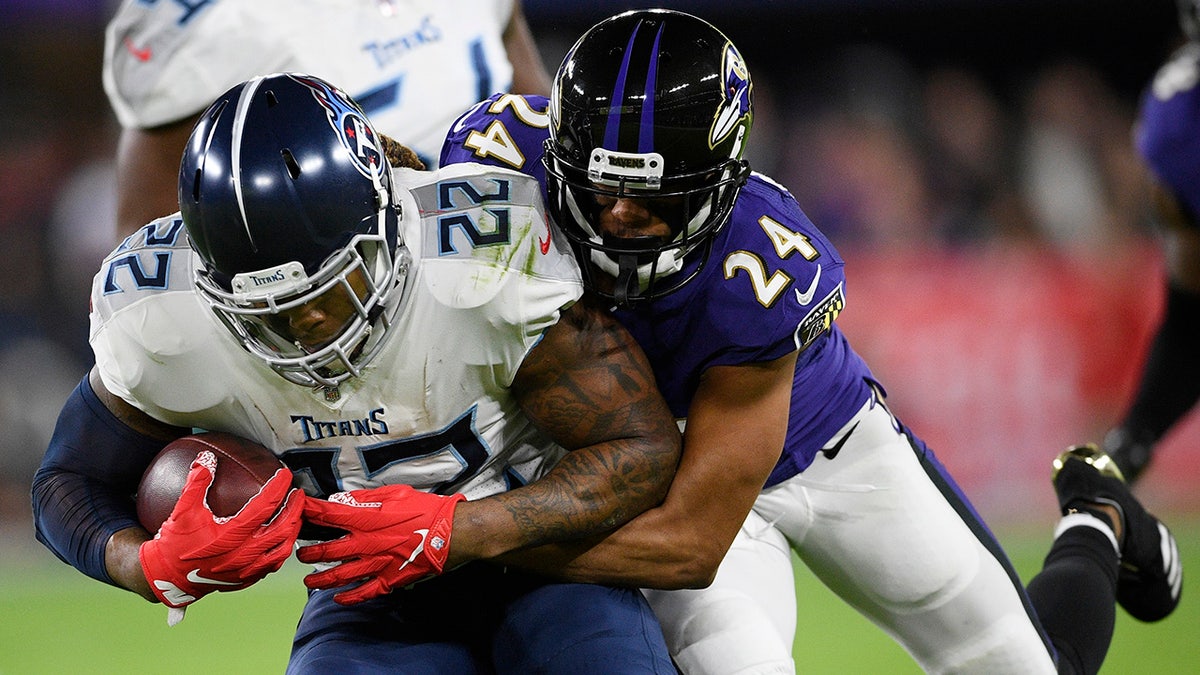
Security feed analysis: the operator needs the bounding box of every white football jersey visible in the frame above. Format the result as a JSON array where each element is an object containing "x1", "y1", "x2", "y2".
[
  {"x1": 90, "y1": 163, "x2": 580, "y2": 500},
  {"x1": 102, "y1": 0, "x2": 518, "y2": 166}
]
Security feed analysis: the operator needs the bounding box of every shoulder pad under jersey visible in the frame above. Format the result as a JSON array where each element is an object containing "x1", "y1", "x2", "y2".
[
  {"x1": 89, "y1": 215, "x2": 243, "y2": 416},
  {"x1": 397, "y1": 162, "x2": 581, "y2": 312},
  {"x1": 441, "y1": 94, "x2": 551, "y2": 183},
  {"x1": 712, "y1": 174, "x2": 848, "y2": 355}
]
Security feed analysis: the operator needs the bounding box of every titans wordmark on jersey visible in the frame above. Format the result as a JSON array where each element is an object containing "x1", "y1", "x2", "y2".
[
  {"x1": 90, "y1": 163, "x2": 580, "y2": 500},
  {"x1": 104, "y1": 0, "x2": 520, "y2": 167}
]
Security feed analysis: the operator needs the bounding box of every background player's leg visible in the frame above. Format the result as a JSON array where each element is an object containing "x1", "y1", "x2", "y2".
[{"x1": 1026, "y1": 514, "x2": 1118, "y2": 675}]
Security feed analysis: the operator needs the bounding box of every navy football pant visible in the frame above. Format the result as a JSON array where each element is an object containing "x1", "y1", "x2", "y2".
[{"x1": 287, "y1": 563, "x2": 676, "y2": 674}]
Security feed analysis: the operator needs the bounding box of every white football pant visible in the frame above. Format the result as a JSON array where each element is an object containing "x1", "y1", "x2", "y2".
[{"x1": 644, "y1": 395, "x2": 1057, "y2": 674}]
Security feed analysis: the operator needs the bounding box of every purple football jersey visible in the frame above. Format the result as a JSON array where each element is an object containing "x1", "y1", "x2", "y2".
[
  {"x1": 1137, "y1": 43, "x2": 1200, "y2": 220},
  {"x1": 442, "y1": 94, "x2": 881, "y2": 485}
]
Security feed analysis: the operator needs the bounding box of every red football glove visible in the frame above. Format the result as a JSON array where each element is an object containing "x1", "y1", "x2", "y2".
[
  {"x1": 297, "y1": 484, "x2": 466, "y2": 605},
  {"x1": 138, "y1": 451, "x2": 303, "y2": 613}
]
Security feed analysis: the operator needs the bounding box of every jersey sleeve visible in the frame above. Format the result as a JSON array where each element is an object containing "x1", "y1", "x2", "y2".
[
  {"x1": 440, "y1": 93, "x2": 551, "y2": 185},
  {"x1": 89, "y1": 216, "x2": 241, "y2": 421},
  {"x1": 103, "y1": 1, "x2": 292, "y2": 127},
  {"x1": 398, "y1": 162, "x2": 583, "y2": 385},
  {"x1": 1136, "y1": 42, "x2": 1200, "y2": 222},
  {"x1": 701, "y1": 174, "x2": 848, "y2": 367}
]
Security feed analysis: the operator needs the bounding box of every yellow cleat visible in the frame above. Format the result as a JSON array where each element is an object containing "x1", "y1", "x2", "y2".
[{"x1": 1051, "y1": 443, "x2": 1126, "y2": 484}]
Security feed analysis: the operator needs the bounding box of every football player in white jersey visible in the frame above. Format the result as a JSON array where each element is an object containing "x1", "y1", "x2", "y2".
[
  {"x1": 32, "y1": 73, "x2": 678, "y2": 673},
  {"x1": 102, "y1": 0, "x2": 551, "y2": 237},
  {"x1": 434, "y1": 10, "x2": 1183, "y2": 675}
]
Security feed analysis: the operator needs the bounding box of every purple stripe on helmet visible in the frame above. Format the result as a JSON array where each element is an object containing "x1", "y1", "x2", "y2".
[
  {"x1": 604, "y1": 21, "x2": 642, "y2": 150},
  {"x1": 639, "y1": 23, "x2": 665, "y2": 153}
]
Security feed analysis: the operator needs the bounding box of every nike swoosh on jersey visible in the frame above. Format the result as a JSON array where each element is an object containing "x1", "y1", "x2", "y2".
[
  {"x1": 538, "y1": 217, "x2": 552, "y2": 255},
  {"x1": 186, "y1": 569, "x2": 241, "y2": 586},
  {"x1": 795, "y1": 264, "x2": 822, "y2": 305},
  {"x1": 123, "y1": 36, "x2": 152, "y2": 62}
]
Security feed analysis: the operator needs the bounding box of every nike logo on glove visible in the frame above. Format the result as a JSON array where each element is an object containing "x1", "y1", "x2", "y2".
[
  {"x1": 397, "y1": 529, "x2": 429, "y2": 572},
  {"x1": 153, "y1": 580, "x2": 197, "y2": 606},
  {"x1": 795, "y1": 265, "x2": 822, "y2": 306},
  {"x1": 186, "y1": 569, "x2": 241, "y2": 586}
]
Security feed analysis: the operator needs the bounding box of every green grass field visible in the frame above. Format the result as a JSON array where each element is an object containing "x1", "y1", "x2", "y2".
[{"x1": 2, "y1": 519, "x2": 1197, "y2": 674}]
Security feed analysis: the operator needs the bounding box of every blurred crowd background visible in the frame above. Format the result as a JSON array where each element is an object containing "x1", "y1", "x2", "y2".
[{"x1": 1, "y1": 0, "x2": 1194, "y2": 538}]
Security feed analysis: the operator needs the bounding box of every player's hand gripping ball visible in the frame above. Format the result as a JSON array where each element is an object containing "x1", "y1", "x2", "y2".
[
  {"x1": 136, "y1": 433, "x2": 303, "y2": 613},
  {"x1": 137, "y1": 432, "x2": 291, "y2": 533}
]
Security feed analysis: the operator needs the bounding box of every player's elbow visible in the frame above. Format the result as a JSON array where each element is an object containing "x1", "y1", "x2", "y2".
[
  {"x1": 661, "y1": 563, "x2": 720, "y2": 590},
  {"x1": 642, "y1": 538, "x2": 727, "y2": 590},
  {"x1": 676, "y1": 545, "x2": 726, "y2": 588}
]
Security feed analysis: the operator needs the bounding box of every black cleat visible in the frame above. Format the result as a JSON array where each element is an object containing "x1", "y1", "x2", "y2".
[{"x1": 1052, "y1": 444, "x2": 1182, "y2": 622}]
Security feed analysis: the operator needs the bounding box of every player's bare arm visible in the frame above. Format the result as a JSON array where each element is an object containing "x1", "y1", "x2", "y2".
[
  {"x1": 114, "y1": 115, "x2": 199, "y2": 237},
  {"x1": 498, "y1": 351, "x2": 796, "y2": 588},
  {"x1": 446, "y1": 295, "x2": 682, "y2": 565},
  {"x1": 503, "y1": 1, "x2": 551, "y2": 96}
]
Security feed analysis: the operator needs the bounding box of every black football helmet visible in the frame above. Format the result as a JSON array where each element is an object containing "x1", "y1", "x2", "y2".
[
  {"x1": 179, "y1": 72, "x2": 410, "y2": 387},
  {"x1": 544, "y1": 9, "x2": 753, "y2": 306}
]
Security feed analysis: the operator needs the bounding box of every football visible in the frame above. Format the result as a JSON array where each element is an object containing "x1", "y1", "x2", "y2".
[{"x1": 136, "y1": 432, "x2": 288, "y2": 534}]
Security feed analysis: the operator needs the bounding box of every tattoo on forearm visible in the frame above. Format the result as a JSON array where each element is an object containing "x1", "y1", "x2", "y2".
[
  {"x1": 502, "y1": 433, "x2": 674, "y2": 546},
  {"x1": 507, "y1": 299, "x2": 680, "y2": 547}
]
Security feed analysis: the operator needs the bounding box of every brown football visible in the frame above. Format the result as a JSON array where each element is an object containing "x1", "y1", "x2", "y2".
[{"x1": 136, "y1": 432, "x2": 288, "y2": 534}]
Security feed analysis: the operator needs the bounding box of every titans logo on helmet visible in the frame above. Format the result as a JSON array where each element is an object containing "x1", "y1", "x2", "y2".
[
  {"x1": 291, "y1": 73, "x2": 384, "y2": 180},
  {"x1": 709, "y1": 42, "x2": 752, "y2": 154}
]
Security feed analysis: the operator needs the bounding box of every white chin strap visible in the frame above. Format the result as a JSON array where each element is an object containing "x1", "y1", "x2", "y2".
[
  {"x1": 566, "y1": 188, "x2": 713, "y2": 292},
  {"x1": 589, "y1": 247, "x2": 683, "y2": 291}
]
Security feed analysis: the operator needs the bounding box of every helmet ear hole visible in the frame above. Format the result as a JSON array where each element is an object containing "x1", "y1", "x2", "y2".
[
  {"x1": 190, "y1": 168, "x2": 202, "y2": 203},
  {"x1": 281, "y1": 149, "x2": 301, "y2": 179}
]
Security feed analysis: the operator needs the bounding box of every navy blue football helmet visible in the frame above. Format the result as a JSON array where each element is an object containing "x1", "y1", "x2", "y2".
[
  {"x1": 544, "y1": 9, "x2": 753, "y2": 306},
  {"x1": 179, "y1": 72, "x2": 410, "y2": 387}
]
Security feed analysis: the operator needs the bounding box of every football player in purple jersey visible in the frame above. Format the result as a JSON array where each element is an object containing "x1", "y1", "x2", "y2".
[
  {"x1": 438, "y1": 9, "x2": 1182, "y2": 674},
  {"x1": 1101, "y1": 0, "x2": 1200, "y2": 483}
]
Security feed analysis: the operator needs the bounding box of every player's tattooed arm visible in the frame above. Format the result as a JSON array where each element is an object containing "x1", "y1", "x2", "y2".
[
  {"x1": 489, "y1": 351, "x2": 796, "y2": 589},
  {"x1": 447, "y1": 295, "x2": 681, "y2": 563}
]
